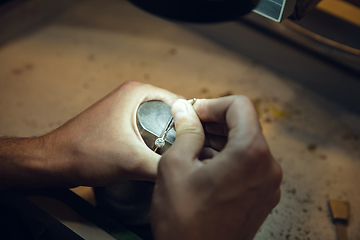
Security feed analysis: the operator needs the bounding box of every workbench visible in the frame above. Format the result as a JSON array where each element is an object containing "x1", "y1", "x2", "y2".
[{"x1": 0, "y1": 0, "x2": 359, "y2": 239}]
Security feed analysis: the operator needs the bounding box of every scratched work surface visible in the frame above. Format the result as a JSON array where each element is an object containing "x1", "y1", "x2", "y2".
[{"x1": 0, "y1": 0, "x2": 359, "y2": 239}]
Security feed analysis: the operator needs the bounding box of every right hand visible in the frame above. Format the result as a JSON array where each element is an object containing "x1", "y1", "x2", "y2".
[{"x1": 151, "y1": 96, "x2": 282, "y2": 240}]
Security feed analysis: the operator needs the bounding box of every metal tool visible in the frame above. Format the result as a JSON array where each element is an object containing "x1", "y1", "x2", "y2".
[
  {"x1": 94, "y1": 99, "x2": 197, "y2": 225},
  {"x1": 329, "y1": 199, "x2": 350, "y2": 240},
  {"x1": 152, "y1": 98, "x2": 197, "y2": 152}
]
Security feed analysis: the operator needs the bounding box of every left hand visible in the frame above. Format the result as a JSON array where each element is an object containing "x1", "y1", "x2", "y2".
[{"x1": 44, "y1": 81, "x2": 182, "y2": 187}]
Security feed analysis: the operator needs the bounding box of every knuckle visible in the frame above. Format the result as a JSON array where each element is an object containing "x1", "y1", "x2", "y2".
[
  {"x1": 234, "y1": 95, "x2": 253, "y2": 107},
  {"x1": 235, "y1": 135, "x2": 271, "y2": 164},
  {"x1": 272, "y1": 162, "x2": 283, "y2": 188},
  {"x1": 178, "y1": 123, "x2": 203, "y2": 135},
  {"x1": 270, "y1": 188, "x2": 282, "y2": 208},
  {"x1": 120, "y1": 80, "x2": 142, "y2": 90},
  {"x1": 252, "y1": 137, "x2": 271, "y2": 158},
  {"x1": 176, "y1": 125, "x2": 205, "y2": 143},
  {"x1": 265, "y1": 161, "x2": 283, "y2": 195},
  {"x1": 233, "y1": 95, "x2": 257, "y2": 116},
  {"x1": 176, "y1": 114, "x2": 204, "y2": 136},
  {"x1": 258, "y1": 148, "x2": 272, "y2": 166}
]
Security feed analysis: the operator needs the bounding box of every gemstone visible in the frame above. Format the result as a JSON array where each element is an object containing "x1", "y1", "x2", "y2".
[{"x1": 155, "y1": 138, "x2": 165, "y2": 148}]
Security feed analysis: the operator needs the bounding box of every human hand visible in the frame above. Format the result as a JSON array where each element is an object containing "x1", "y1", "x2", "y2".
[
  {"x1": 151, "y1": 96, "x2": 282, "y2": 240},
  {"x1": 44, "y1": 81, "x2": 181, "y2": 188}
]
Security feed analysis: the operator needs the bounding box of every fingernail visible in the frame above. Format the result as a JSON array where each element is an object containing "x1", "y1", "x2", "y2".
[{"x1": 172, "y1": 100, "x2": 189, "y2": 123}]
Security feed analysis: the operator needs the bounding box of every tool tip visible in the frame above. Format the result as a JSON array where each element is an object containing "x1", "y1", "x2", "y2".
[{"x1": 191, "y1": 98, "x2": 197, "y2": 105}]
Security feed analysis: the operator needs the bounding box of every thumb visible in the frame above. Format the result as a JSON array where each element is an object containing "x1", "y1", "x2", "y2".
[{"x1": 161, "y1": 99, "x2": 205, "y2": 169}]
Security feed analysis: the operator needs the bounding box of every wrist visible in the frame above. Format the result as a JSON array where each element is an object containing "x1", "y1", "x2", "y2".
[
  {"x1": 40, "y1": 129, "x2": 79, "y2": 188},
  {"x1": 0, "y1": 133, "x2": 76, "y2": 190},
  {"x1": 22, "y1": 135, "x2": 65, "y2": 188}
]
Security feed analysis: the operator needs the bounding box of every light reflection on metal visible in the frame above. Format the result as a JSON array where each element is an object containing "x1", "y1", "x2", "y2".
[{"x1": 253, "y1": 0, "x2": 296, "y2": 22}]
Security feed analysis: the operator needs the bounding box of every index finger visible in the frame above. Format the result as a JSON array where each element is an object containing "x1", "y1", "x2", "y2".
[
  {"x1": 194, "y1": 96, "x2": 261, "y2": 142},
  {"x1": 194, "y1": 97, "x2": 275, "y2": 181}
]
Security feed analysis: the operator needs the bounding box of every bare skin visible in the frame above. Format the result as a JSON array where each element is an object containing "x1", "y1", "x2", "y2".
[
  {"x1": 0, "y1": 81, "x2": 181, "y2": 189},
  {"x1": 151, "y1": 97, "x2": 282, "y2": 240},
  {"x1": 0, "y1": 82, "x2": 282, "y2": 240}
]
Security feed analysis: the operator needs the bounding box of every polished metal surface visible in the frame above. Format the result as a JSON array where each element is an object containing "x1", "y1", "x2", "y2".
[
  {"x1": 140, "y1": 99, "x2": 197, "y2": 153},
  {"x1": 136, "y1": 100, "x2": 176, "y2": 154},
  {"x1": 253, "y1": 0, "x2": 296, "y2": 22}
]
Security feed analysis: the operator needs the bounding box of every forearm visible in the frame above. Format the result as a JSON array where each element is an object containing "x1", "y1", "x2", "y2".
[
  {"x1": 0, "y1": 82, "x2": 181, "y2": 190},
  {"x1": 0, "y1": 135, "x2": 69, "y2": 190}
]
